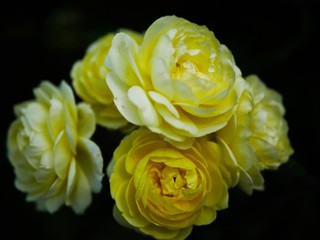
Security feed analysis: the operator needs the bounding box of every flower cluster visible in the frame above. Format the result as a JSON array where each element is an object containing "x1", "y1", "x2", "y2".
[{"x1": 7, "y1": 15, "x2": 294, "y2": 239}]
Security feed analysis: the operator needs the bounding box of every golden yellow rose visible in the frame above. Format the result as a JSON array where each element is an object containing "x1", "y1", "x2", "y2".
[
  {"x1": 214, "y1": 75, "x2": 294, "y2": 194},
  {"x1": 107, "y1": 127, "x2": 229, "y2": 240},
  {"x1": 71, "y1": 30, "x2": 143, "y2": 130},
  {"x1": 105, "y1": 15, "x2": 245, "y2": 149},
  {"x1": 7, "y1": 80, "x2": 104, "y2": 213}
]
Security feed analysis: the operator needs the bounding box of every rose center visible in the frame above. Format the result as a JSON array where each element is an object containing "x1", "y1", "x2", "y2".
[
  {"x1": 170, "y1": 38, "x2": 217, "y2": 96},
  {"x1": 160, "y1": 166, "x2": 186, "y2": 197}
]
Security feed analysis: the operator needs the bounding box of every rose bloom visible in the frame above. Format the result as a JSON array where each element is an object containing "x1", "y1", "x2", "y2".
[
  {"x1": 107, "y1": 127, "x2": 229, "y2": 240},
  {"x1": 214, "y1": 75, "x2": 294, "y2": 194},
  {"x1": 214, "y1": 86, "x2": 262, "y2": 193},
  {"x1": 105, "y1": 15, "x2": 244, "y2": 149},
  {"x1": 71, "y1": 30, "x2": 143, "y2": 130},
  {"x1": 247, "y1": 75, "x2": 294, "y2": 170},
  {"x1": 7, "y1": 80, "x2": 104, "y2": 213}
]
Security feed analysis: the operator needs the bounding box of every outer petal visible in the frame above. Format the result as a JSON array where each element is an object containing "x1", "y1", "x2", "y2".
[
  {"x1": 77, "y1": 103, "x2": 96, "y2": 138},
  {"x1": 105, "y1": 32, "x2": 144, "y2": 87},
  {"x1": 106, "y1": 72, "x2": 144, "y2": 125},
  {"x1": 76, "y1": 138, "x2": 104, "y2": 193},
  {"x1": 128, "y1": 86, "x2": 160, "y2": 126}
]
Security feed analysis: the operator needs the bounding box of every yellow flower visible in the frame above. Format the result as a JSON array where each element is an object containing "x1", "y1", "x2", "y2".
[
  {"x1": 7, "y1": 80, "x2": 104, "y2": 214},
  {"x1": 107, "y1": 127, "x2": 229, "y2": 240},
  {"x1": 215, "y1": 86, "x2": 262, "y2": 192},
  {"x1": 214, "y1": 75, "x2": 294, "y2": 194},
  {"x1": 105, "y1": 15, "x2": 245, "y2": 149},
  {"x1": 247, "y1": 74, "x2": 294, "y2": 170},
  {"x1": 71, "y1": 30, "x2": 143, "y2": 130}
]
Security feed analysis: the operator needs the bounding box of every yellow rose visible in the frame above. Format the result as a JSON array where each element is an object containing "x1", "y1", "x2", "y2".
[
  {"x1": 215, "y1": 86, "x2": 263, "y2": 193},
  {"x1": 71, "y1": 30, "x2": 143, "y2": 130},
  {"x1": 215, "y1": 75, "x2": 294, "y2": 194},
  {"x1": 247, "y1": 74, "x2": 294, "y2": 170},
  {"x1": 107, "y1": 127, "x2": 229, "y2": 240},
  {"x1": 7, "y1": 80, "x2": 104, "y2": 213},
  {"x1": 105, "y1": 15, "x2": 245, "y2": 149}
]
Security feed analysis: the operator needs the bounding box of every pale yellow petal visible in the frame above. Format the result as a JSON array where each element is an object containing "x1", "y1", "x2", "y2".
[
  {"x1": 194, "y1": 207, "x2": 217, "y2": 226},
  {"x1": 106, "y1": 72, "x2": 144, "y2": 125},
  {"x1": 128, "y1": 86, "x2": 160, "y2": 126},
  {"x1": 76, "y1": 103, "x2": 96, "y2": 138},
  {"x1": 52, "y1": 131, "x2": 70, "y2": 179},
  {"x1": 105, "y1": 32, "x2": 143, "y2": 86},
  {"x1": 76, "y1": 138, "x2": 104, "y2": 193}
]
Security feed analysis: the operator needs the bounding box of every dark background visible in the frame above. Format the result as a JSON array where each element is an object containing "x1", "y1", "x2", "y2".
[{"x1": 1, "y1": 1, "x2": 319, "y2": 239}]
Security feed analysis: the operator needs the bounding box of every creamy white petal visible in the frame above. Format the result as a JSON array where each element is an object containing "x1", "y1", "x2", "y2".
[
  {"x1": 76, "y1": 103, "x2": 96, "y2": 138},
  {"x1": 151, "y1": 56, "x2": 174, "y2": 99},
  {"x1": 128, "y1": 86, "x2": 160, "y2": 127},
  {"x1": 76, "y1": 138, "x2": 104, "y2": 193},
  {"x1": 105, "y1": 32, "x2": 143, "y2": 86},
  {"x1": 149, "y1": 91, "x2": 179, "y2": 118},
  {"x1": 69, "y1": 160, "x2": 92, "y2": 214},
  {"x1": 106, "y1": 72, "x2": 144, "y2": 125},
  {"x1": 52, "y1": 130, "x2": 70, "y2": 179}
]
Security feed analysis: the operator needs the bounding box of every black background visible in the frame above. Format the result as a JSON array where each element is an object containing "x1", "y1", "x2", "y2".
[{"x1": 1, "y1": 1, "x2": 319, "y2": 239}]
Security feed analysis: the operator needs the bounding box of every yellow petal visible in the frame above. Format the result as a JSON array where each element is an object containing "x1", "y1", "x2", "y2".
[
  {"x1": 128, "y1": 86, "x2": 160, "y2": 126},
  {"x1": 76, "y1": 103, "x2": 96, "y2": 138}
]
